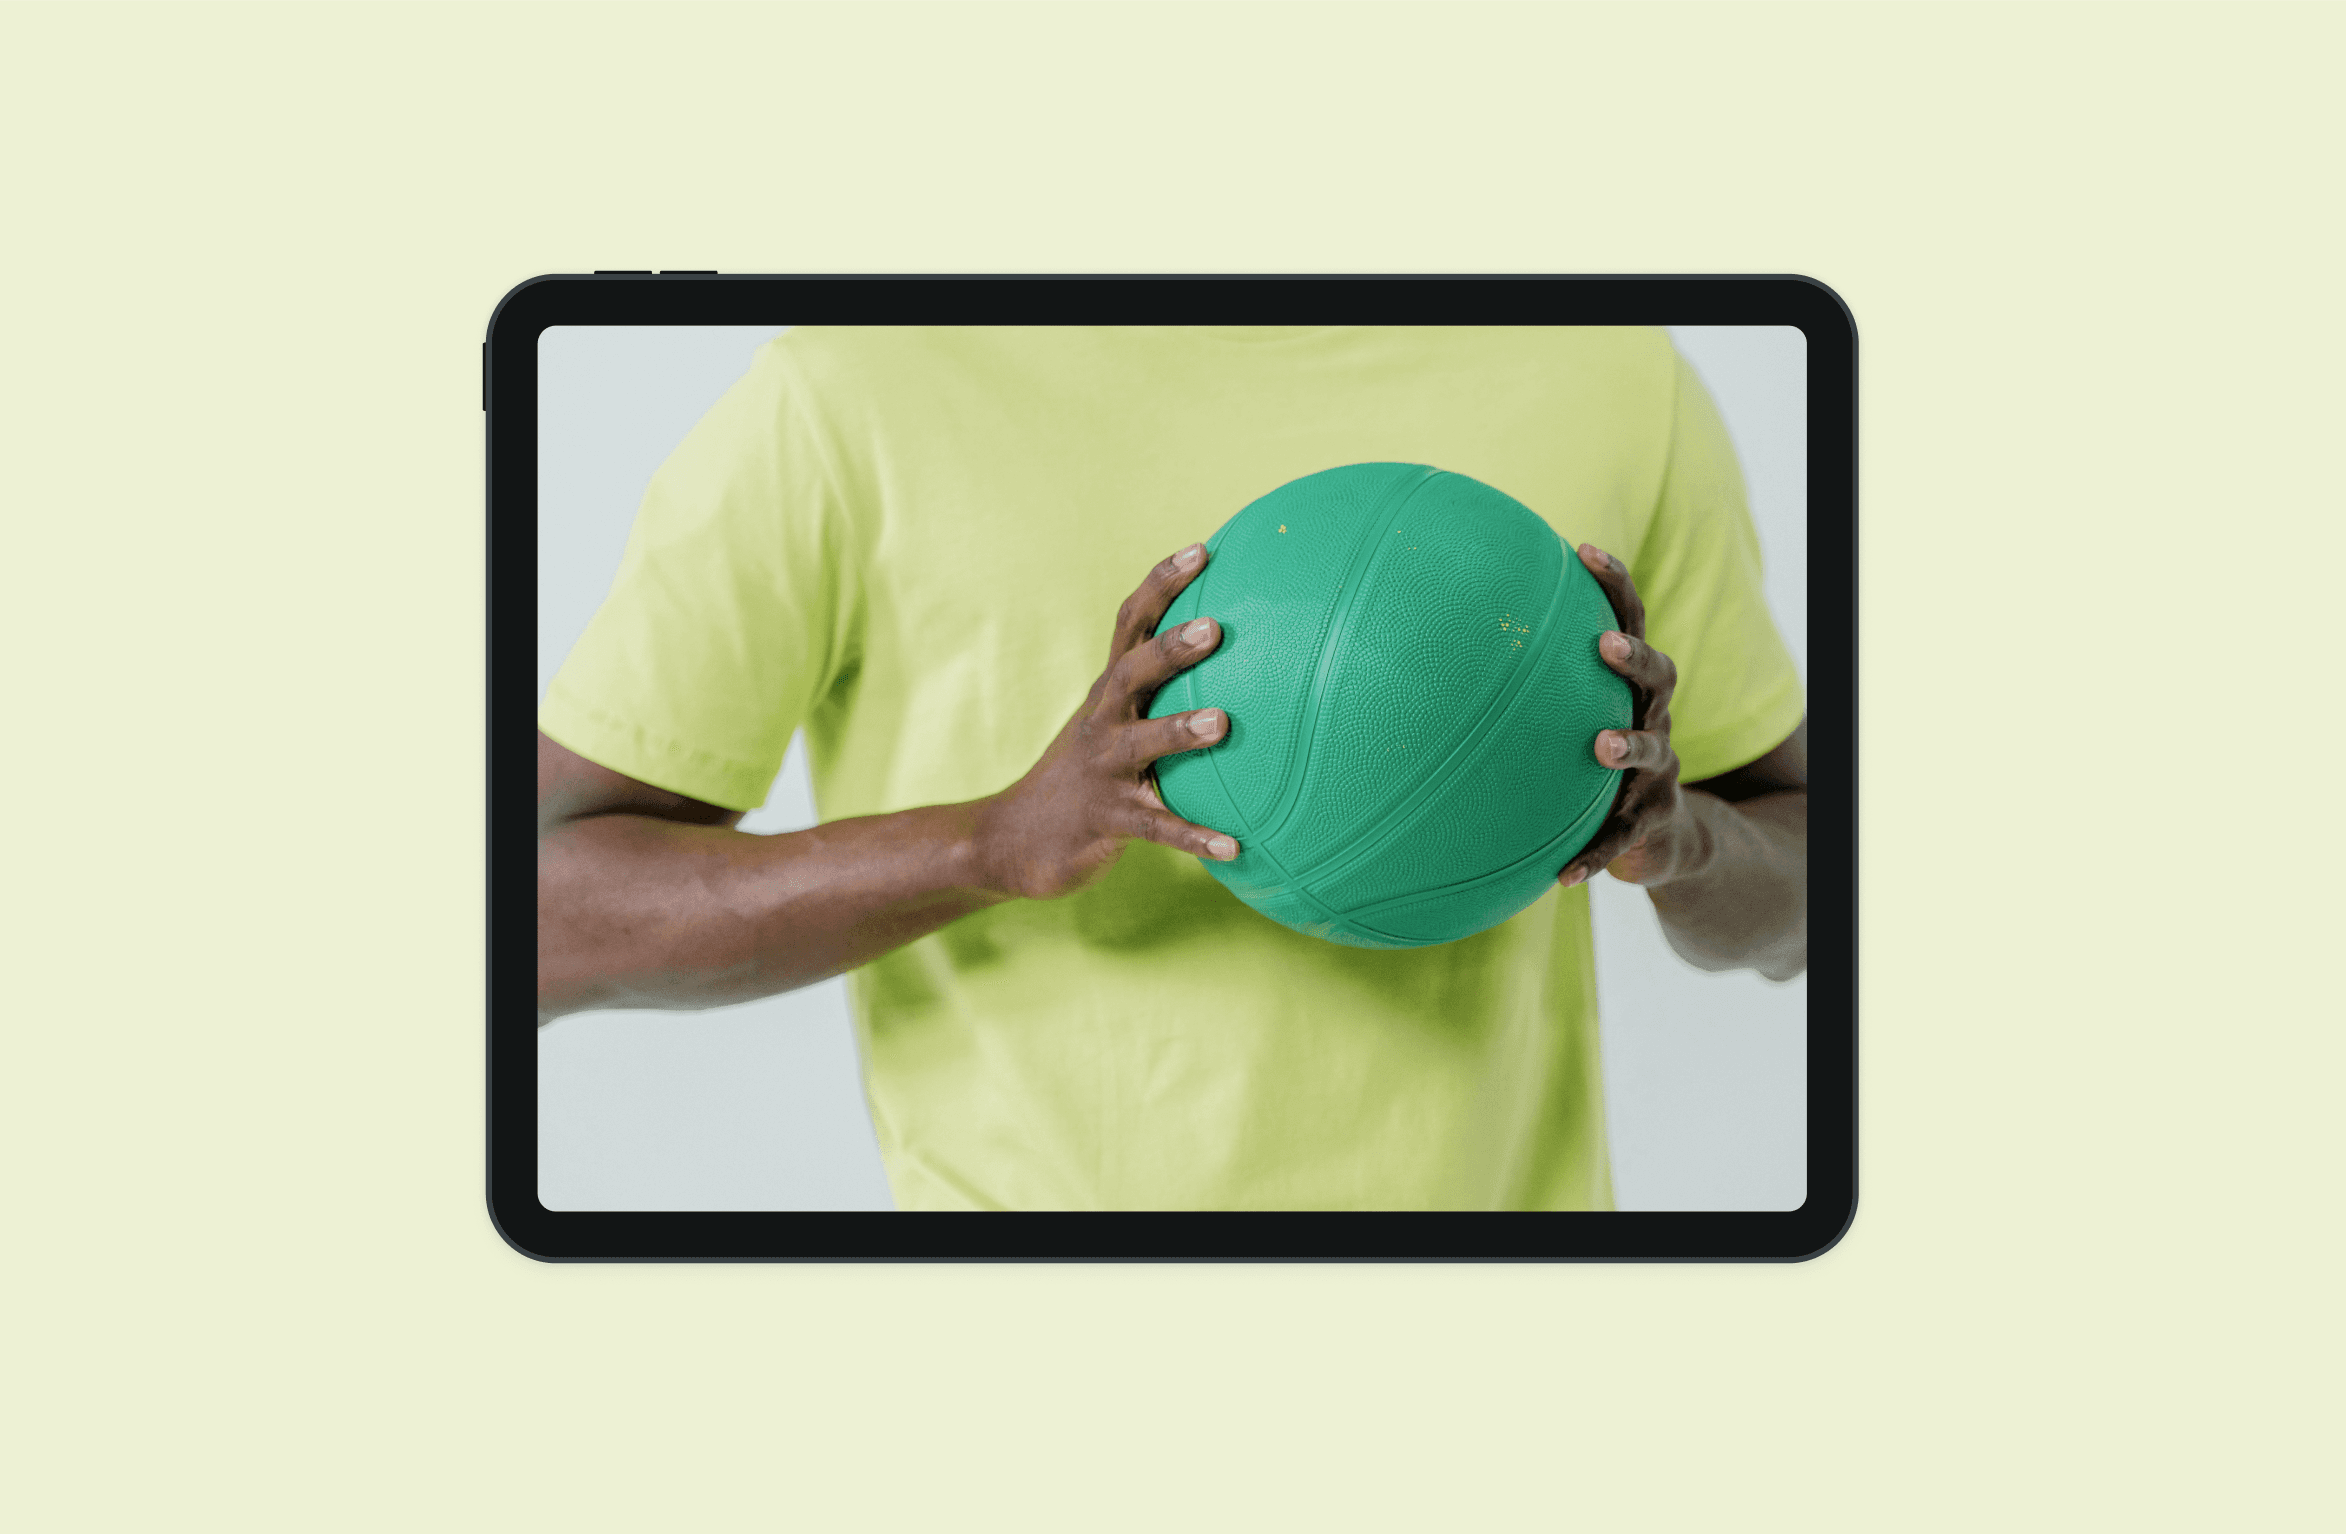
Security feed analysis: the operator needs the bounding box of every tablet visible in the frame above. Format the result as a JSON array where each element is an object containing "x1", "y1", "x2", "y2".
[{"x1": 490, "y1": 274, "x2": 1855, "y2": 1261}]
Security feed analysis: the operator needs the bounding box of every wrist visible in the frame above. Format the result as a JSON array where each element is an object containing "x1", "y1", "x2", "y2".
[
  {"x1": 959, "y1": 792, "x2": 1020, "y2": 902},
  {"x1": 1635, "y1": 791, "x2": 1723, "y2": 890}
]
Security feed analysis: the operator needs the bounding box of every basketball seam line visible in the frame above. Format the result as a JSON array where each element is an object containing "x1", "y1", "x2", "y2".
[
  {"x1": 1197, "y1": 729, "x2": 1365, "y2": 944},
  {"x1": 1280, "y1": 509, "x2": 1567, "y2": 880},
  {"x1": 1249, "y1": 464, "x2": 1446, "y2": 850},
  {"x1": 1288, "y1": 523, "x2": 1592, "y2": 898},
  {"x1": 1342, "y1": 774, "x2": 1622, "y2": 942},
  {"x1": 1188, "y1": 472, "x2": 1443, "y2": 948}
]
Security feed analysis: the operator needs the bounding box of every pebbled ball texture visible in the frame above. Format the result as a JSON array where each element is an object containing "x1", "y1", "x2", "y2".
[{"x1": 1148, "y1": 462, "x2": 1632, "y2": 949}]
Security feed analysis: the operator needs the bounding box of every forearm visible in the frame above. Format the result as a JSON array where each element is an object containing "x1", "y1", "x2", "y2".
[
  {"x1": 537, "y1": 800, "x2": 1010, "y2": 1023},
  {"x1": 1645, "y1": 789, "x2": 1807, "y2": 981}
]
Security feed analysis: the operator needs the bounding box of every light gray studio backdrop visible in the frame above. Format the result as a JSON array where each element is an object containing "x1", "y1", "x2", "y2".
[{"x1": 536, "y1": 325, "x2": 1807, "y2": 1212}]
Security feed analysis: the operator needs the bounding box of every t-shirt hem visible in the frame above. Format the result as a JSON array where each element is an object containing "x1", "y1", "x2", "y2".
[
  {"x1": 1672, "y1": 674, "x2": 1807, "y2": 785},
  {"x1": 538, "y1": 682, "x2": 775, "y2": 812}
]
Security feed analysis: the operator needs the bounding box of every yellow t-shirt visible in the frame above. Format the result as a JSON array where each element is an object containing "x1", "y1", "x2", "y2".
[{"x1": 539, "y1": 326, "x2": 1803, "y2": 1210}]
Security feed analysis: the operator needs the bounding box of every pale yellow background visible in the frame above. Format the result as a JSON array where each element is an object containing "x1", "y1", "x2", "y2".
[{"x1": 5, "y1": 3, "x2": 2338, "y2": 1529}]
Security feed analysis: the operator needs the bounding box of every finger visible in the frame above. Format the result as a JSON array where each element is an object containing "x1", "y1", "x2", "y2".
[
  {"x1": 1120, "y1": 796, "x2": 1240, "y2": 862},
  {"x1": 1117, "y1": 707, "x2": 1227, "y2": 770},
  {"x1": 1557, "y1": 767, "x2": 1655, "y2": 884},
  {"x1": 1108, "y1": 544, "x2": 1209, "y2": 664},
  {"x1": 1576, "y1": 543, "x2": 1647, "y2": 641},
  {"x1": 1597, "y1": 630, "x2": 1678, "y2": 706},
  {"x1": 1112, "y1": 614, "x2": 1221, "y2": 702},
  {"x1": 1559, "y1": 825, "x2": 1637, "y2": 887},
  {"x1": 1592, "y1": 728, "x2": 1673, "y2": 773}
]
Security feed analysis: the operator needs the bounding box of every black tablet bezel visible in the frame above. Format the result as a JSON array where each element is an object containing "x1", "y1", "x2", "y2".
[{"x1": 489, "y1": 274, "x2": 1857, "y2": 1262}]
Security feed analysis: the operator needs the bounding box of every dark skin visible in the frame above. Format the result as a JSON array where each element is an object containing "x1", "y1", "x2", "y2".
[
  {"x1": 538, "y1": 541, "x2": 1805, "y2": 1023},
  {"x1": 1560, "y1": 542, "x2": 1807, "y2": 983}
]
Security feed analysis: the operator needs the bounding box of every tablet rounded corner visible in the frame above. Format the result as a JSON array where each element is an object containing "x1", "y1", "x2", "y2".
[
  {"x1": 1778, "y1": 273, "x2": 1858, "y2": 353},
  {"x1": 486, "y1": 1184, "x2": 564, "y2": 1264},
  {"x1": 1788, "y1": 1187, "x2": 1859, "y2": 1263},
  {"x1": 484, "y1": 273, "x2": 577, "y2": 349}
]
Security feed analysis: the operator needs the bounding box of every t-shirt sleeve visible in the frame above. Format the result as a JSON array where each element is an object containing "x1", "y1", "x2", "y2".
[
  {"x1": 537, "y1": 337, "x2": 859, "y2": 812},
  {"x1": 1630, "y1": 347, "x2": 1806, "y2": 783}
]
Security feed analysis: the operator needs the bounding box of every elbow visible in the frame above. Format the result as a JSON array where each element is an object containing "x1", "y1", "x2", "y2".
[
  {"x1": 1754, "y1": 934, "x2": 1807, "y2": 984},
  {"x1": 1654, "y1": 888, "x2": 1806, "y2": 982}
]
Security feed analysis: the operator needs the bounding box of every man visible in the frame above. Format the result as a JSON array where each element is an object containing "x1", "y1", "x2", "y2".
[{"x1": 537, "y1": 325, "x2": 1805, "y2": 1210}]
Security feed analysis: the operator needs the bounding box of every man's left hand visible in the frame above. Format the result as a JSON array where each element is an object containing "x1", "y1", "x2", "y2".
[{"x1": 1558, "y1": 542, "x2": 1702, "y2": 890}]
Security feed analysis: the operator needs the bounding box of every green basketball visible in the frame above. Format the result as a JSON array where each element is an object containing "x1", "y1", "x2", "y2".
[{"x1": 1147, "y1": 463, "x2": 1633, "y2": 949}]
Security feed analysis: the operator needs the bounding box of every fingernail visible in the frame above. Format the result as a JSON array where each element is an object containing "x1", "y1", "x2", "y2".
[
  {"x1": 1177, "y1": 545, "x2": 1203, "y2": 569},
  {"x1": 1183, "y1": 618, "x2": 1213, "y2": 642},
  {"x1": 1189, "y1": 709, "x2": 1221, "y2": 736},
  {"x1": 1207, "y1": 835, "x2": 1238, "y2": 860},
  {"x1": 1561, "y1": 865, "x2": 1587, "y2": 886},
  {"x1": 1602, "y1": 632, "x2": 1631, "y2": 662},
  {"x1": 1610, "y1": 733, "x2": 1632, "y2": 764}
]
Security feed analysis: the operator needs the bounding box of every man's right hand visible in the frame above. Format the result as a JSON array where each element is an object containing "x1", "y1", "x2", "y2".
[
  {"x1": 971, "y1": 542, "x2": 1240, "y2": 900},
  {"x1": 537, "y1": 542, "x2": 1238, "y2": 1022}
]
